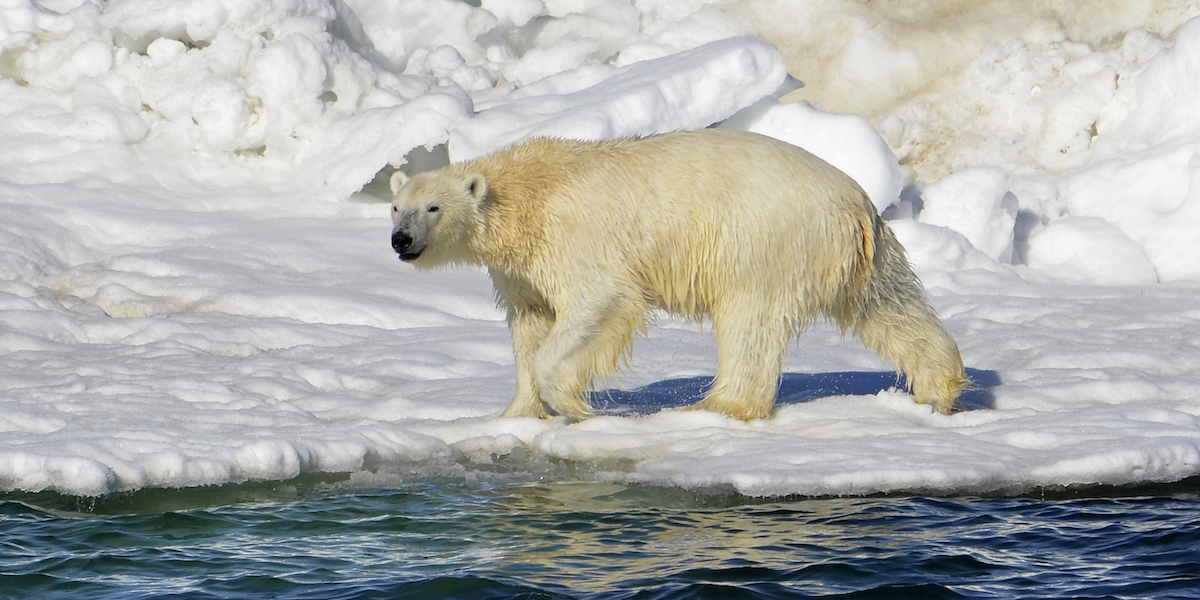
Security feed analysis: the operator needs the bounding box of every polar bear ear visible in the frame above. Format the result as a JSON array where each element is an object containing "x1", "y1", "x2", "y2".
[
  {"x1": 465, "y1": 173, "x2": 488, "y2": 206},
  {"x1": 389, "y1": 171, "x2": 409, "y2": 194}
]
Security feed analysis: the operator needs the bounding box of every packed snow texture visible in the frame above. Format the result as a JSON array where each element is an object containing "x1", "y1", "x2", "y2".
[{"x1": 2, "y1": 0, "x2": 1200, "y2": 497}]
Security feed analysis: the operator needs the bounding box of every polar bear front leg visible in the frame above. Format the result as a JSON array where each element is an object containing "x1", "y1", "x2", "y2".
[
  {"x1": 530, "y1": 293, "x2": 642, "y2": 421},
  {"x1": 503, "y1": 307, "x2": 553, "y2": 419}
]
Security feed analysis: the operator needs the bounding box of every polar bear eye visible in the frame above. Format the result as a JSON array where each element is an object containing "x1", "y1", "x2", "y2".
[{"x1": 428, "y1": 205, "x2": 440, "y2": 213}]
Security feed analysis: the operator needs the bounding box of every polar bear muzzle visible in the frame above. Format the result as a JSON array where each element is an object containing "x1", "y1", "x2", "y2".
[
  {"x1": 391, "y1": 205, "x2": 432, "y2": 262},
  {"x1": 393, "y1": 229, "x2": 422, "y2": 260},
  {"x1": 391, "y1": 228, "x2": 425, "y2": 261}
]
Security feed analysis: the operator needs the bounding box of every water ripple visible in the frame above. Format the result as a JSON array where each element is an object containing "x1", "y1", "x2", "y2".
[{"x1": 3, "y1": 478, "x2": 1200, "y2": 599}]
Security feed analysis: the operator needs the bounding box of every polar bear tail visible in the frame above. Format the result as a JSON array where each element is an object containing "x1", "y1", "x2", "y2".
[{"x1": 840, "y1": 212, "x2": 969, "y2": 414}]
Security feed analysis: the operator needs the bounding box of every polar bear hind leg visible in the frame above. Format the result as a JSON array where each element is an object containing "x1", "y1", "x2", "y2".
[{"x1": 842, "y1": 221, "x2": 968, "y2": 414}]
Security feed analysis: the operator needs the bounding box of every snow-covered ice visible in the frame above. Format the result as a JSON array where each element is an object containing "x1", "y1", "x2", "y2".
[{"x1": 2, "y1": 0, "x2": 1200, "y2": 497}]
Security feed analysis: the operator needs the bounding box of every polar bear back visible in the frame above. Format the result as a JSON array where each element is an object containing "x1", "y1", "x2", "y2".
[{"x1": 465, "y1": 130, "x2": 878, "y2": 320}]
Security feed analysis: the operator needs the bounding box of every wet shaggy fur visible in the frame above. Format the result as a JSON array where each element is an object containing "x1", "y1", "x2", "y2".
[{"x1": 389, "y1": 129, "x2": 968, "y2": 421}]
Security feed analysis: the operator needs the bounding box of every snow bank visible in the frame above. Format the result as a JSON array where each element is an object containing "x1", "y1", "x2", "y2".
[
  {"x1": 3, "y1": 0, "x2": 1200, "y2": 498},
  {"x1": 1023, "y1": 217, "x2": 1159, "y2": 286},
  {"x1": 449, "y1": 35, "x2": 788, "y2": 161},
  {"x1": 722, "y1": 98, "x2": 902, "y2": 213},
  {"x1": 876, "y1": 9, "x2": 1200, "y2": 285}
]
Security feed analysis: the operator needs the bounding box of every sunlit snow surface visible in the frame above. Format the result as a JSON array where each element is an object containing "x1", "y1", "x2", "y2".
[{"x1": 2, "y1": 0, "x2": 1200, "y2": 497}]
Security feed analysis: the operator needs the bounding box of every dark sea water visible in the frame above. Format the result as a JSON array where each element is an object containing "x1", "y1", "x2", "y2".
[{"x1": 3, "y1": 474, "x2": 1200, "y2": 600}]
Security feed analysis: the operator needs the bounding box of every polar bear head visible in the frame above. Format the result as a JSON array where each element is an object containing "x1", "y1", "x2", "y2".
[{"x1": 389, "y1": 169, "x2": 487, "y2": 268}]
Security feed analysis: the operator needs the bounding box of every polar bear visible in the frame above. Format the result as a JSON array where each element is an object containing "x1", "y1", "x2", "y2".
[{"x1": 389, "y1": 130, "x2": 968, "y2": 421}]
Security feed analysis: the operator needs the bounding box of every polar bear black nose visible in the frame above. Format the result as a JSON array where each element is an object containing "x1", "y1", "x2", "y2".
[{"x1": 391, "y1": 230, "x2": 413, "y2": 253}]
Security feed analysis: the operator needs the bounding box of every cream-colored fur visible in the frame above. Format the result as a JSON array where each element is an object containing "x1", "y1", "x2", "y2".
[{"x1": 389, "y1": 130, "x2": 968, "y2": 421}]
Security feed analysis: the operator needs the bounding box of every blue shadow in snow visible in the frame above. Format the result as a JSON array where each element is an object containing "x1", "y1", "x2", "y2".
[{"x1": 591, "y1": 368, "x2": 1001, "y2": 415}]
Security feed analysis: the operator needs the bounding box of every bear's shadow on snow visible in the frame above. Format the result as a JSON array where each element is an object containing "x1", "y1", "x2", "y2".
[{"x1": 591, "y1": 368, "x2": 1000, "y2": 416}]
